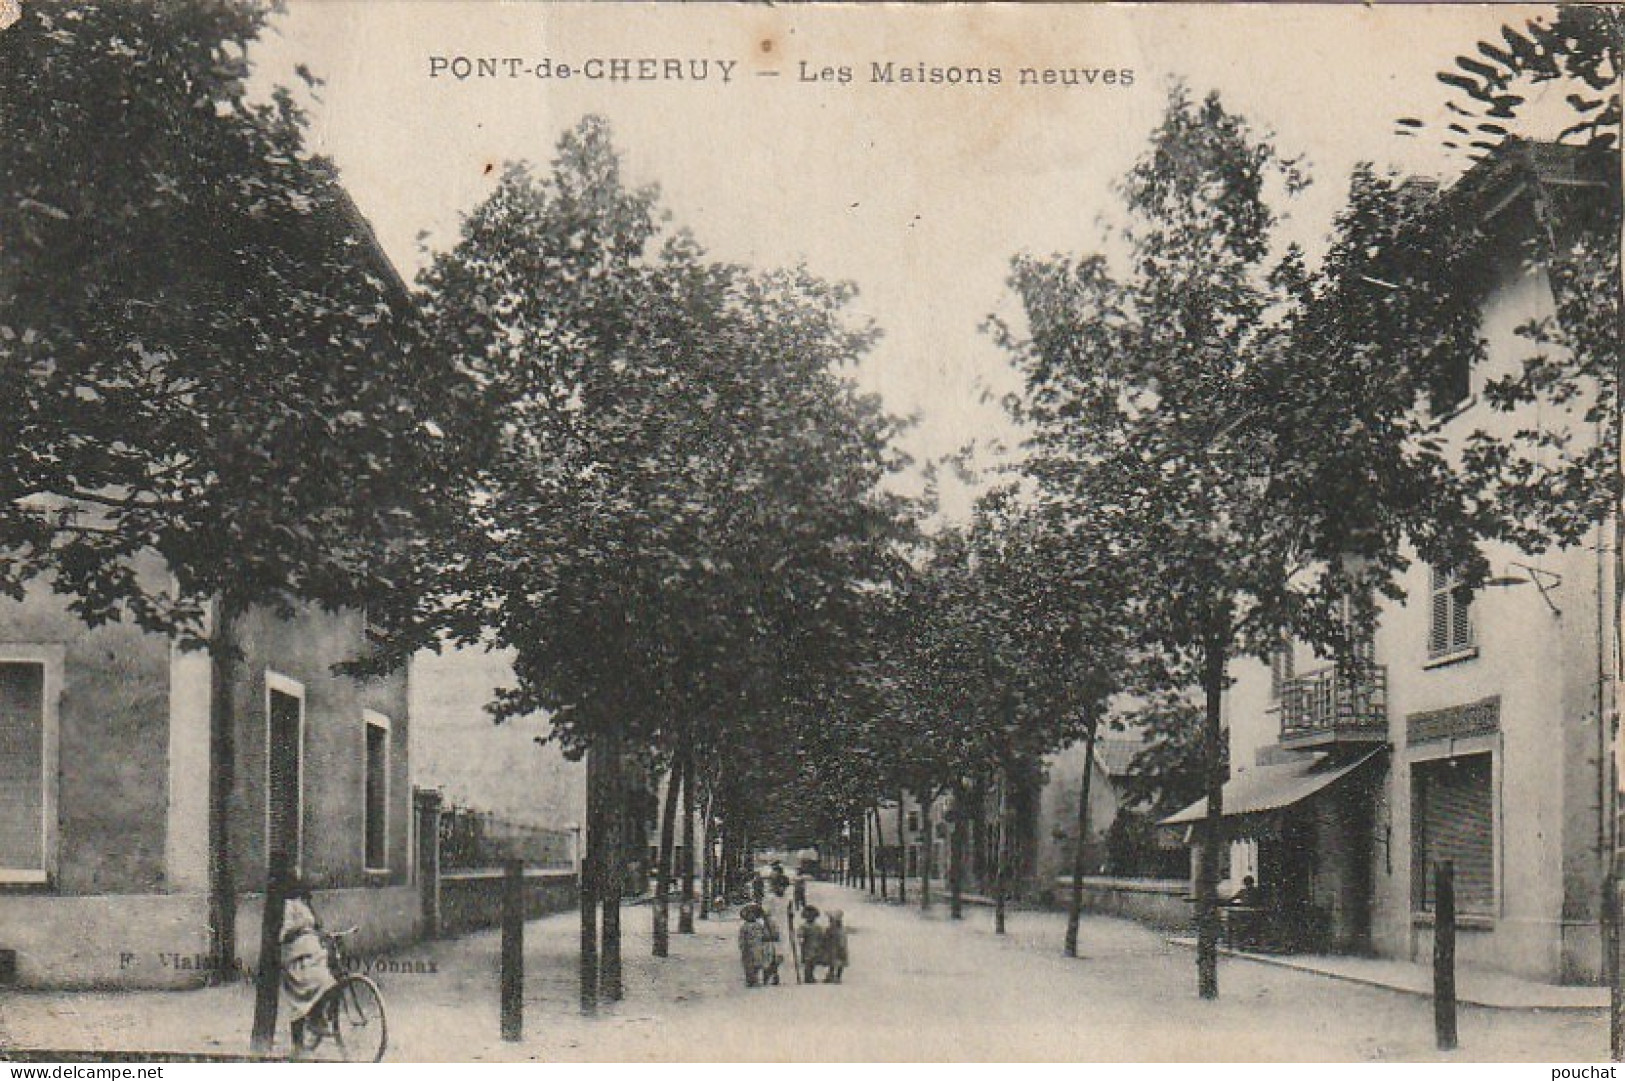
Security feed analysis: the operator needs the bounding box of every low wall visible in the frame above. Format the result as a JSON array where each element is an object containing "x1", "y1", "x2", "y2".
[
  {"x1": 235, "y1": 885, "x2": 422, "y2": 974},
  {"x1": 0, "y1": 886, "x2": 425, "y2": 989},
  {"x1": 1059, "y1": 876, "x2": 1193, "y2": 930},
  {"x1": 439, "y1": 869, "x2": 577, "y2": 936},
  {"x1": 0, "y1": 892, "x2": 211, "y2": 989}
]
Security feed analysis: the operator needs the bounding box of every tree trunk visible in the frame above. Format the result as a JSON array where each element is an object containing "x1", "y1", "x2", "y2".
[
  {"x1": 579, "y1": 742, "x2": 600, "y2": 1015},
  {"x1": 1196, "y1": 620, "x2": 1230, "y2": 1000},
  {"x1": 895, "y1": 794, "x2": 908, "y2": 904},
  {"x1": 699, "y1": 789, "x2": 715, "y2": 920},
  {"x1": 600, "y1": 733, "x2": 623, "y2": 1002},
  {"x1": 207, "y1": 594, "x2": 244, "y2": 979},
  {"x1": 1065, "y1": 711, "x2": 1101, "y2": 958},
  {"x1": 698, "y1": 819, "x2": 711, "y2": 920},
  {"x1": 678, "y1": 747, "x2": 696, "y2": 934},
  {"x1": 248, "y1": 852, "x2": 290, "y2": 1053},
  {"x1": 717, "y1": 819, "x2": 731, "y2": 909},
  {"x1": 859, "y1": 814, "x2": 871, "y2": 890},
  {"x1": 872, "y1": 804, "x2": 888, "y2": 900},
  {"x1": 920, "y1": 790, "x2": 934, "y2": 910},
  {"x1": 970, "y1": 777, "x2": 990, "y2": 890},
  {"x1": 988, "y1": 764, "x2": 1001, "y2": 929},
  {"x1": 863, "y1": 812, "x2": 876, "y2": 894},
  {"x1": 652, "y1": 754, "x2": 680, "y2": 957},
  {"x1": 949, "y1": 783, "x2": 966, "y2": 920}
]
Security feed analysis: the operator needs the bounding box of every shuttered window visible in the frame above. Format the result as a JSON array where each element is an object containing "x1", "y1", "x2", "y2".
[
  {"x1": 1269, "y1": 643, "x2": 1295, "y2": 700},
  {"x1": 1428, "y1": 565, "x2": 1474, "y2": 659},
  {"x1": 267, "y1": 684, "x2": 304, "y2": 868},
  {"x1": 364, "y1": 713, "x2": 389, "y2": 871},
  {"x1": 0, "y1": 662, "x2": 47, "y2": 876},
  {"x1": 1413, "y1": 754, "x2": 1494, "y2": 916}
]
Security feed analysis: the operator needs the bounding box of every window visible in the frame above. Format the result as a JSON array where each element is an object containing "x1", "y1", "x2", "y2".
[
  {"x1": 266, "y1": 674, "x2": 305, "y2": 871},
  {"x1": 1428, "y1": 565, "x2": 1475, "y2": 659},
  {"x1": 364, "y1": 712, "x2": 390, "y2": 871},
  {"x1": 1269, "y1": 643, "x2": 1295, "y2": 700},
  {"x1": 0, "y1": 661, "x2": 50, "y2": 882},
  {"x1": 1430, "y1": 351, "x2": 1472, "y2": 417},
  {"x1": 1412, "y1": 754, "x2": 1494, "y2": 916}
]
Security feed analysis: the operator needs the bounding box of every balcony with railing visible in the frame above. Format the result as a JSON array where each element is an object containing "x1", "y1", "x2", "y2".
[{"x1": 1278, "y1": 664, "x2": 1389, "y2": 750}]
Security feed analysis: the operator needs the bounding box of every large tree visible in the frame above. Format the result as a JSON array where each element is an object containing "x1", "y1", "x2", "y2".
[
  {"x1": 414, "y1": 116, "x2": 913, "y2": 1006},
  {"x1": 0, "y1": 0, "x2": 475, "y2": 977},
  {"x1": 875, "y1": 494, "x2": 1113, "y2": 932},
  {"x1": 1001, "y1": 85, "x2": 1504, "y2": 998}
]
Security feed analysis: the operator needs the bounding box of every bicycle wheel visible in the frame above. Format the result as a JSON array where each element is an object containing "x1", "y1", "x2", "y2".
[{"x1": 328, "y1": 975, "x2": 388, "y2": 1062}]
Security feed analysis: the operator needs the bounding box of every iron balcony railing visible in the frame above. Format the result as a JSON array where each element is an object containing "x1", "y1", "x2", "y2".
[{"x1": 1279, "y1": 663, "x2": 1388, "y2": 746}]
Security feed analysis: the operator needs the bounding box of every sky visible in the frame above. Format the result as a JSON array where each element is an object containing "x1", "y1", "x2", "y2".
[{"x1": 247, "y1": 1, "x2": 1567, "y2": 516}]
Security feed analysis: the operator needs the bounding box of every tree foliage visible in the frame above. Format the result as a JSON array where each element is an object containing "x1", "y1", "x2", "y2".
[
  {"x1": 998, "y1": 83, "x2": 1538, "y2": 995},
  {"x1": 414, "y1": 115, "x2": 916, "y2": 799},
  {"x1": 1400, "y1": 4, "x2": 1622, "y2": 154},
  {"x1": 0, "y1": 0, "x2": 471, "y2": 635},
  {"x1": 1397, "y1": 5, "x2": 1622, "y2": 573}
]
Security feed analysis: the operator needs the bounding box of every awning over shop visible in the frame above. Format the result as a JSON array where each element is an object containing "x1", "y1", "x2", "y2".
[{"x1": 1159, "y1": 747, "x2": 1384, "y2": 827}]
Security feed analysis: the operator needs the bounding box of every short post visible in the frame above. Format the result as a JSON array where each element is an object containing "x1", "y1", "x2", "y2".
[
  {"x1": 1433, "y1": 860, "x2": 1457, "y2": 1052},
  {"x1": 250, "y1": 852, "x2": 291, "y2": 1056},
  {"x1": 415, "y1": 789, "x2": 443, "y2": 939},
  {"x1": 787, "y1": 906, "x2": 802, "y2": 985},
  {"x1": 501, "y1": 858, "x2": 524, "y2": 1042},
  {"x1": 1606, "y1": 873, "x2": 1623, "y2": 1062}
]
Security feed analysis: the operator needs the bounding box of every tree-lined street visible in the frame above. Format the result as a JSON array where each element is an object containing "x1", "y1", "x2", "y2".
[
  {"x1": 0, "y1": 0, "x2": 1619, "y2": 1062},
  {"x1": 0, "y1": 887, "x2": 1602, "y2": 1062}
]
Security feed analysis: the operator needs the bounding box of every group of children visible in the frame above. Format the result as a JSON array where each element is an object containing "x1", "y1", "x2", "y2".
[{"x1": 736, "y1": 862, "x2": 849, "y2": 988}]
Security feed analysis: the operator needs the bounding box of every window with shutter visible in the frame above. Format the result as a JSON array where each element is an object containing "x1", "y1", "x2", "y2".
[
  {"x1": 1269, "y1": 642, "x2": 1294, "y2": 700},
  {"x1": 267, "y1": 680, "x2": 305, "y2": 871},
  {"x1": 1428, "y1": 565, "x2": 1475, "y2": 659},
  {"x1": 364, "y1": 711, "x2": 390, "y2": 871},
  {"x1": 1412, "y1": 754, "x2": 1494, "y2": 916},
  {"x1": 0, "y1": 662, "x2": 46, "y2": 878},
  {"x1": 1430, "y1": 351, "x2": 1472, "y2": 418}
]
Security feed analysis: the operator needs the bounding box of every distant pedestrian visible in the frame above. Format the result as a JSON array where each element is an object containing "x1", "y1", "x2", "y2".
[
  {"x1": 769, "y1": 860, "x2": 790, "y2": 895},
  {"x1": 792, "y1": 871, "x2": 809, "y2": 913},
  {"x1": 760, "y1": 899, "x2": 784, "y2": 985},
  {"x1": 1230, "y1": 875, "x2": 1264, "y2": 908},
  {"x1": 765, "y1": 877, "x2": 790, "y2": 928},
  {"x1": 822, "y1": 909, "x2": 848, "y2": 983},
  {"x1": 737, "y1": 904, "x2": 774, "y2": 988},
  {"x1": 797, "y1": 905, "x2": 826, "y2": 985}
]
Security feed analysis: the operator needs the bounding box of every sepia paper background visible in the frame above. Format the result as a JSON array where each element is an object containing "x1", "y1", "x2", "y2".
[{"x1": 1, "y1": 0, "x2": 1617, "y2": 1066}]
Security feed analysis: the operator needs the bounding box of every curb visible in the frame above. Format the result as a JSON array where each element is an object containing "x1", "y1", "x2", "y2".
[
  {"x1": 1165, "y1": 936, "x2": 1607, "y2": 1013},
  {"x1": 1, "y1": 1049, "x2": 287, "y2": 1063}
]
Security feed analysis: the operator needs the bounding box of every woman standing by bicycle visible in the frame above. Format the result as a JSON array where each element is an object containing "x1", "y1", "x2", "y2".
[{"x1": 280, "y1": 879, "x2": 337, "y2": 1050}]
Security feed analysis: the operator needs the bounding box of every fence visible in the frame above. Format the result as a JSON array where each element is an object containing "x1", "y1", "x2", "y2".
[
  {"x1": 415, "y1": 790, "x2": 579, "y2": 939},
  {"x1": 438, "y1": 804, "x2": 575, "y2": 872}
]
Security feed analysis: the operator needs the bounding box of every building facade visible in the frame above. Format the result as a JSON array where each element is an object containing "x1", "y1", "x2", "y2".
[
  {"x1": 409, "y1": 645, "x2": 585, "y2": 859},
  {"x1": 0, "y1": 573, "x2": 417, "y2": 988},
  {"x1": 1164, "y1": 141, "x2": 1621, "y2": 984},
  {"x1": 1033, "y1": 735, "x2": 1134, "y2": 893}
]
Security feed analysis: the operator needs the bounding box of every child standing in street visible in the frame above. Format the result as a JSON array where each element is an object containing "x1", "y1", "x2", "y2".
[
  {"x1": 797, "y1": 904, "x2": 826, "y2": 986},
  {"x1": 823, "y1": 909, "x2": 848, "y2": 983},
  {"x1": 737, "y1": 904, "x2": 773, "y2": 988},
  {"x1": 760, "y1": 901, "x2": 783, "y2": 985}
]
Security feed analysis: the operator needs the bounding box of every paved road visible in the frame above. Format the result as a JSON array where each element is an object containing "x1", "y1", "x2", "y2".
[{"x1": 1, "y1": 882, "x2": 1605, "y2": 1061}]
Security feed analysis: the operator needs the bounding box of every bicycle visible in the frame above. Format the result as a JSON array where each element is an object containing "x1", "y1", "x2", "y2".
[{"x1": 294, "y1": 926, "x2": 389, "y2": 1062}]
